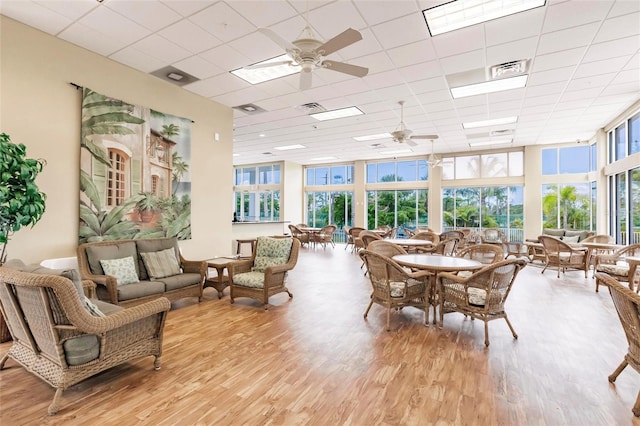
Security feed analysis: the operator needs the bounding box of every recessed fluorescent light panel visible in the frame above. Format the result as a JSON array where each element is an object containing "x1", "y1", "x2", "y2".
[
  {"x1": 353, "y1": 133, "x2": 392, "y2": 141},
  {"x1": 463, "y1": 116, "x2": 518, "y2": 129},
  {"x1": 273, "y1": 144, "x2": 306, "y2": 151},
  {"x1": 423, "y1": 0, "x2": 546, "y2": 36},
  {"x1": 309, "y1": 106, "x2": 364, "y2": 121},
  {"x1": 451, "y1": 75, "x2": 528, "y2": 99},
  {"x1": 310, "y1": 156, "x2": 338, "y2": 161},
  {"x1": 379, "y1": 149, "x2": 413, "y2": 155},
  {"x1": 468, "y1": 139, "x2": 513, "y2": 147},
  {"x1": 231, "y1": 54, "x2": 300, "y2": 85}
]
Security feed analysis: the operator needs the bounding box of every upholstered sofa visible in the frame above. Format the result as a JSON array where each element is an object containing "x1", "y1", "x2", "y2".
[
  {"x1": 539, "y1": 228, "x2": 594, "y2": 243},
  {"x1": 0, "y1": 260, "x2": 170, "y2": 415},
  {"x1": 77, "y1": 237, "x2": 206, "y2": 307}
]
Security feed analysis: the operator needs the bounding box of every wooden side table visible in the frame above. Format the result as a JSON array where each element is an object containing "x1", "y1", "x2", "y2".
[{"x1": 205, "y1": 257, "x2": 238, "y2": 299}]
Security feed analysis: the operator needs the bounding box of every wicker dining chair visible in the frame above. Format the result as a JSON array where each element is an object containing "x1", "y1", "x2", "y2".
[
  {"x1": 0, "y1": 265, "x2": 170, "y2": 415},
  {"x1": 288, "y1": 224, "x2": 310, "y2": 247},
  {"x1": 538, "y1": 235, "x2": 589, "y2": 278},
  {"x1": 313, "y1": 224, "x2": 337, "y2": 249},
  {"x1": 594, "y1": 243, "x2": 640, "y2": 292},
  {"x1": 350, "y1": 227, "x2": 366, "y2": 254},
  {"x1": 440, "y1": 230, "x2": 465, "y2": 242},
  {"x1": 359, "y1": 249, "x2": 430, "y2": 331},
  {"x1": 438, "y1": 259, "x2": 526, "y2": 347},
  {"x1": 596, "y1": 272, "x2": 640, "y2": 417},
  {"x1": 456, "y1": 243, "x2": 505, "y2": 265},
  {"x1": 343, "y1": 225, "x2": 353, "y2": 250}
]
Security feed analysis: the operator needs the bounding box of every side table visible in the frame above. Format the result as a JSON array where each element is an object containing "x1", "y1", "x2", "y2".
[{"x1": 205, "y1": 257, "x2": 238, "y2": 299}]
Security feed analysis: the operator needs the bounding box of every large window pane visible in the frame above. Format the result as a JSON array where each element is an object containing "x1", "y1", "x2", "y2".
[
  {"x1": 306, "y1": 168, "x2": 315, "y2": 185},
  {"x1": 455, "y1": 187, "x2": 481, "y2": 228},
  {"x1": 590, "y1": 144, "x2": 597, "y2": 171},
  {"x1": 396, "y1": 190, "x2": 416, "y2": 228},
  {"x1": 259, "y1": 191, "x2": 272, "y2": 219},
  {"x1": 630, "y1": 113, "x2": 640, "y2": 155},
  {"x1": 615, "y1": 124, "x2": 626, "y2": 161},
  {"x1": 330, "y1": 165, "x2": 346, "y2": 184},
  {"x1": 617, "y1": 173, "x2": 627, "y2": 242},
  {"x1": 509, "y1": 186, "x2": 524, "y2": 242},
  {"x1": 376, "y1": 190, "x2": 396, "y2": 226},
  {"x1": 509, "y1": 151, "x2": 523, "y2": 176},
  {"x1": 442, "y1": 158, "x2": 454, "y2": 180},
  {"x1": 542, "y1": 184, "x2": 558, "y2": 228},
  {"x1": 366, "y1": 163, "x2": 376, "y2": 183},
  {"x1": 315, "y1": 167, "x2": 330, "y2": 185},
  {"x1": 542, "y1": 149, "x2": 557, "y2": 175},
  {"x1": 482, "y1": 153, "x2": 507, "y2": 178},
  {"x1": 559, "y1": 146, "x2": 589, "y2": 173},
  {"x1": 258, "y1": 165, "x2": 271, "y2": 184},
  {"x1": 631, "y1": 168, "x2": 640, "y2": 244},
  {"x1": 542, "y1": 183, "x2": 591, "y2": 230},
  {"x1": 377, "y1": 162, "x2": 395, "y2": 182},
  {"x1": 273, "y1": 164, "x2": 281, "y2": 184},
  {"x1": 482, "y1": 186, "x2": 507, "y2": 227},
  {"x1": 455, "y1": 156, "x2": 480, "y2": 179},
  {"x1": 397, "y1": 161, "x2": 416, "y2": 181},
  {"x1": 242, "y1": 168, "x2": 256, "y2": 185},
  {"x1": 418, "y1": 160, "x2": 428, "y2": 181}
]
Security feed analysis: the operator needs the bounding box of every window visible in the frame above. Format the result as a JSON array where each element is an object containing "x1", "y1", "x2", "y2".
[
  {"x1": 443, "y1": 151, "x2": 522, "y2": 179},
  {"x1": 542, "y1": 146, "x2": 591, "y2": 175},
  {"x1": 234, "y1": 190, "x2": 280, "y2": 221},
  {"x1": 306, "y1": 165, "x2": 353, "y2": 185},
  {"x1": 366, "y1": 189, "x2": 428, "y2": 230},
  {"x1": 107, "y1": 149, "x2": 128, "y2": 207},
  {"x1": 442, "y1": 186, "x2": 524, "y2": 241},
  {"x1": 235, "y1": 163, "x2": 280, "y2": 186},
  {"x1": 541, "y1": 183, "x2": 592, "y2": 230},
  {"x1": 366, "y1": 159, "x2": 428, "y2": 183},
  {"x1": 305, "y1": 191, "x2": 353, "y2": 242}
]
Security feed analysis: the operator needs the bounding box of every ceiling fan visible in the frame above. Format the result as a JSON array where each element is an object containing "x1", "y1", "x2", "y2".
[
  {"x1": 390, "y1": 101, "x2": 438, "y2": 147},
  {"x1": 427, "y1": 139, "x2": 442, "y2": 167},
  {"x1": 252, "y1": 23, "x2": 369, "y2": 90}
]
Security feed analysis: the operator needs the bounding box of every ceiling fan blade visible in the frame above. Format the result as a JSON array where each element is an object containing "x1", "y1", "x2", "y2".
[
  {"x1": 410, "y1": 134, "x2": 439, "y2": 140},
  {"x1": 300, "y1": 71, "x2": 312, "y2": 90},
  {"x1": 244, "y1": 60, "x2": 294, "y2": 70},
  {"x1": 406, "y1": 139, "x2": 418, "y2": 147},
  {"x1": 317, "y1": 28, "x2": 363, "y2": 56},
  {"x1": 258, "y1": 28, "x2": 297, "y2": 51},
  {"x1": 322, "y1": 60, "x2": 368, "y2": 77}
]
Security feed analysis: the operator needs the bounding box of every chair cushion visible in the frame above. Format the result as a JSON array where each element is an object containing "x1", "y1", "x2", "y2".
[
  {"x1": 543, "y1": 228, "x2": 565, "y2": 237},
  {"x1": 468, "y1": 288, "x2": 487, "y2": 307},
  {"x1": 116, "y1": 280, "x2": 165, "y2": 301},
  {"x1": 140, "y1": 248, "x2": 181, "y2": 280},
  {"x1": 562, "y1": 235, "x2": 580, "y2": 243},
  {"x1": 63, "y1": 334, "x2": 100, "y2": 366},
  {"x1": 483, "y1": 230, "x2": 501, "y2": 242},
  {"x1": 596, "y1": 263, "x2": 629, "y2": 277},
  {"x1": 564, "y1": 230, "x2": 590, "y2": 242},
  {"x1": 158, "y1": 272, "x2": 201, "y2": 291},
  {"x1": 100, "y1": 256, "x2": 139, "y2": 285},
  {"x1": 86, "y1": 241, "x2": 138, "y2": 276},
  {"x1": 233, "y1": 272, "x2": 265, "y2": 288},
  {"x1": 252, "y1": 237, "x2": 293, "y2": 273}
]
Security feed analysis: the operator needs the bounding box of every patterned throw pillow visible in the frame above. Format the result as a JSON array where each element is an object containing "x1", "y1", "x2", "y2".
[
  {"x1": 100, "y1": 256, "x2": 139, "y2": 285},
  {"x1": 140, "y1": 248, "x2": 181, "y2": 280}
]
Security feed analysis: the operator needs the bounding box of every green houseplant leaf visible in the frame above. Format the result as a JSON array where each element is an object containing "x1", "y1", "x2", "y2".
[{"x1": 0, "y1": 133, "x2": 46, "y2": 263}]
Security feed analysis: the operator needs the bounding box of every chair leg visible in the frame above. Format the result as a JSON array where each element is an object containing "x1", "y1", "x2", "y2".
[
  {"x1": 633, "y1": 390, "x2": 640, "y2": 417},
  {"x1": 609, "y1": 359, "x2": 628, "y2": 382},
  {"x1": 48, "y1": 388, "x2": 63, "y2": 415},
  {"x1": 154, "y1": 355, "x2": 162, "y2": 370},
  {"x1": 386, "y1": 307, "x2": 391, "y2": 331},
  {"x1": 0, "y1": 352, "x2": 9, "y2": 370},
  {"x1": 484, "y1": 321, "x2": 490, "y2": 347},
  {"x1": 504, "y1": 316, "x2": 518, "y2": 340},
  {"x1": 364, "y1": 298, "x2": 374, "y2": 318}
]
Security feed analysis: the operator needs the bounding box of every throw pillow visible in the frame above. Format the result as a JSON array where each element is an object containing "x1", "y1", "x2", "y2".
[
  {"x1": 140, "y1": 248, "x2": 181, "y2": 280},
  {"x1": 100, "y1": 256, "x2": 139, "y2": 285},
  {"x1": 562, "y1": 235, "x2": 580, "y2": 243}
]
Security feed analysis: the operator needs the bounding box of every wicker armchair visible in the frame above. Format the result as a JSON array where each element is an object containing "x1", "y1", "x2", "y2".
[
  {"x1": 350, "y1": 227, "x2": 366, "y2": 253},
  {"x1": 538, "y1": 235, "x2": 589, "y2": 278},
  {"x1": 440, "y1": 230, "x2": 465, "y2": 242},
  {"x1": 312, "y1": 224, "x2": 337, "y2": 249},
  {"x1": 438, "y1": 259, "x2": 526, "y2": 346},
  {"x1": 343, "y1": 225, "x2": 353, "y2": 250},
  {"x1": 594, "y1": 243, "x2": 640, "y2": 292},
  {"x1": 359, "y1": 249, "x2": 430, "y2": 331},
  {"x1": 366, "y1": 239, "x2": 408, "y2": 258},
  {"x1": 288, "y1": 224, "x2": 310, "y2": 247},
  {"x1": 228, "y1": 236, "x2": 300, "y2": 309},
  {"x1": 480, "y1": 228, "x2": 506, "y2": 246},
  {"x1": 0, "y1": 266, "x2": 170, "y2": 415},
  {"x1": 596, "y1": 272, "x2": 640, "y2": 417}
]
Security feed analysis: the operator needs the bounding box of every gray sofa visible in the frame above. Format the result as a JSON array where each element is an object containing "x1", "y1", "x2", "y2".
[{"x1": 77, "y1": 237, "x2": 206, "y2": 307}]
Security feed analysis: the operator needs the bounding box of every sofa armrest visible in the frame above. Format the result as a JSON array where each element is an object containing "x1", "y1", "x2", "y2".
[
  {"x1": 180, "y1": 257, "x2": 207, "y2": 282},
  {"x1": 82, "y1": 274, "x2": 119, "y2": 304}
]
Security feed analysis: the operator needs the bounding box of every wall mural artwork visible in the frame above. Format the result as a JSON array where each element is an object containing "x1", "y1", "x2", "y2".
[{"x1": 79, "y1": 88, "x2": 192, "y2": 243}]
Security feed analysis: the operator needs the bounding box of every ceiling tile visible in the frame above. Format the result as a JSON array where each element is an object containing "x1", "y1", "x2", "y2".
[
  {"x1": 484, "y1": 7, "x2": 545, "y2": 46},
  {"x1": 371, "y1": 13, "x2": 431, "y2": 50},
  {"x1": 227, "y1": 0, "x2": 298, "y2": 28},
  {"x1": 532, "y1": 48, "x2": 586, "y2": 72},
  {"x1": 1, "y1": 1, "x2": 72, "y2": 35},
  {"x1": 354, "y1": 0, "x2": 418, "y2": 26},
  {"x1": 35, "y1": 0, "x2": 98, "y2": 21},
  {"x1": 159, "y1": 19, "x2": 222, "y2": 54},
  {"x1": 431, "y1": 25, "x2": 484, "y2": 58},
  {"x1": 306, "y1": 1, "x2": 367, "y2": 41},
  {"x1": 190, "y1": 2, "x2": 256, "y2": 43},
  {"x1": 129, "y1": 34, "x2": 192, "y2": 64},
  {"x1": 387, "y1": 40, "x2": 437, "y2": 68},
  {"x1": 226, "y1": 31, "x2": 284, "y2": 63},
  {"x1": 59, "y1": 23, "x2": 127, "y2": 56},
  {"x1": 161, "y1": 1, "x2": 214, "y2": 17},
  {"x1": 583, "y1": 35, "x2": 640, "y2": 63},
  {"x1": 537, "y1": 23, "x2": 600, "y2": 55},
  {"x1": 439, "y1": 49, "x2": 485, "y2": 75},
  {"x1": 78, "y1": 6, "x2": 151, "y2": 45},
  {"x1": 543, "y1": 0, "x2": 612, "y2": 33},
  {"x1": 106, "y1": 0, "x2": 182, "y2": 31},
  {"x1": 199, "y1": 44, "x2": 251, "y2": 71},
  {"x1": 184, "y1": 72, "x2": 248, "y2": 98},
  {"x1": 109, "y1": 46, "x2": 166, "y2": 73},
  {"x1": 173, "y1": 55, "x2": 224, "y2": 79},
  {"x1": 486, "y1": 37, "x2": 538, "y2": 68}
]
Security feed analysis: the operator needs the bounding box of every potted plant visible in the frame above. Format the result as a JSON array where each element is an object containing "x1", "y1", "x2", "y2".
[
  {"x1": 0, "y1": 133, "x2": 46, "y2": 264},
  {"x1": 135, "y1": 191, "x2": 158, "y2": 223}
]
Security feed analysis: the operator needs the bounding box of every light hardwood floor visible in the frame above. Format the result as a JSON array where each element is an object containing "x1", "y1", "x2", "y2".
[{"x1": 1, "y1": 246, "x2": 639, "y2": 425}]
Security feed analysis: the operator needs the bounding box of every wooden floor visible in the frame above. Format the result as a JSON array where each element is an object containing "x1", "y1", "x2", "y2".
[{"x1": 1, "y1": 245, "x2": 640, "y2": 425}]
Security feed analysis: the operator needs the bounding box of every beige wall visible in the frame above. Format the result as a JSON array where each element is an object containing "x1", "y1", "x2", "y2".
[{"x1": 0, "y1": 17, "x2": 234, "y2": 262}]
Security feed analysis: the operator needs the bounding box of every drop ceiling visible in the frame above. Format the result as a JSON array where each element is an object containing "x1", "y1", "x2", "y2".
[{"x1": 2, "y1": 0, "x2": 639, "y2": 165}]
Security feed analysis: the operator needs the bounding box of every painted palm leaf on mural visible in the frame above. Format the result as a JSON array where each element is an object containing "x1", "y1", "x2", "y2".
[{"x1": 81, "y1": 89, "x2": 145, "y2": 167}]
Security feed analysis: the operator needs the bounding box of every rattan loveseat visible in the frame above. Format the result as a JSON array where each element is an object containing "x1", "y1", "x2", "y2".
[{"x1": 77, "y1": 237, "x2": 206, "y2": 307}]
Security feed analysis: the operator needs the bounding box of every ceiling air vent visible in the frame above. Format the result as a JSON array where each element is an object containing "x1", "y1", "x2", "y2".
[
  {"x1": 150, "y1": 66, "x2": 199, "y2": 86},
  {"x1": 490, "y1": 59, "x2": 529, "y2": 80},
  {"x1": 297, "y1": 102, "x2": 326, "y2": 114},
  {"x1": 233, "y1": 104, "x2": 266, "y2": 114},
  {"x1": 490, "y1": 129, "x2": 514, "y2": 136}
]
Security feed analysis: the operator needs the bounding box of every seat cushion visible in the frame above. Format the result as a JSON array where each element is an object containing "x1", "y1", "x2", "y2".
[
  {"x1": 116, "y1": 280, "x2": 165, "y2": 301},
  {"x1": 140, "y1": 248, "x2": 181, "y2": 280},
  {"x1": 468, "y1": 287, "x2": 487, "y2": 307},
  {"x1": 596, "y1": 263, "x2": 629, "y2": 277},
  {"x1": 233, "y1": 272, "x2": 265, "y2": 288},
  {"x1": 63, "y1": 334, "x2": 100, "y2": 366},
  {"x1": 158, "y1": 272, "x2": 201, "y2": 291}
]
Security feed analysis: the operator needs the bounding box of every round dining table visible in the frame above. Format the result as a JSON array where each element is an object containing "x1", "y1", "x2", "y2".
[
  {"x1": 384, "y1": 238, "x2": 433, "y2": 248},
  {"x1": 392, "y1": 254, "x2": 484, "y2": 325}
]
